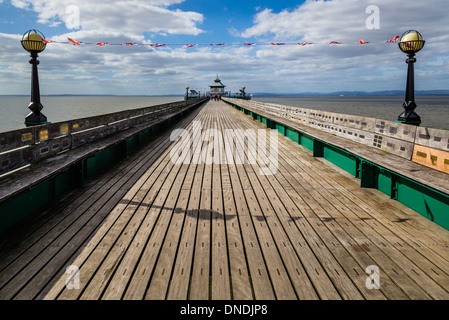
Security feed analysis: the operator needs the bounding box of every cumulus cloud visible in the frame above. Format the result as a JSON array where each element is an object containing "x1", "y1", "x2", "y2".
[
  {"x1": 11, "y1": 0, "x2": 204, "y2": 36},
  {"x1": 2, "y1": 0, "x2": 449, "y2": 95}
]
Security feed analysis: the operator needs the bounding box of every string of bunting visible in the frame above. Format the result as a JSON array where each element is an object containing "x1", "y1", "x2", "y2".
[{"x1": 42, "y1": 35, "x2": 401, "y2": 48}]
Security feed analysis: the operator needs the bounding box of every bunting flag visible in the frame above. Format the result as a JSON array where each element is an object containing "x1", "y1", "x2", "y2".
[
  {"x1": 68, "y1": 37, "x2": 82, "y2": 45},
  {"x1": 40, "y1": 36, "x2": 402, "y2": 48},
  {"x1": 385, "y1": 35, "x2": 400, "y2": 43}
]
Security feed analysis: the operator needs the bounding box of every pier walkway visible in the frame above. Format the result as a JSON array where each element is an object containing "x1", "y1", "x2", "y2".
[{"x1": 1, "y1": 100, "x2": 449, "y2": 300}]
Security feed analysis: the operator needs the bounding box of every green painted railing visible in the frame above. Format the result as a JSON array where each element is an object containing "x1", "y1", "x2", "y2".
[{"x1": 0, "y1": 98, "x2": 207, "y2": 235}]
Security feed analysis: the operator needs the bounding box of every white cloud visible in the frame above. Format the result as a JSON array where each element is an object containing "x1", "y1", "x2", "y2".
[
  {"x1": 2, "y1": 0, "x2": 449, "y2": 95},
  {"x1": 11, "y1": 0, "x2": 204, "y2": 36}
]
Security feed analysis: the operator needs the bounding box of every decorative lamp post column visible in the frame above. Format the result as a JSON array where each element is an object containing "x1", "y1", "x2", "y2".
[
  {"x1": 397, "y1": 30, "x2": 425, "y2": 126},
  {"x1": 242, "y1": 86, "x2": 246, "y2": 99},
  {"x1": 21, "y1": 29, "x2": 49, "y2": 126},
  {"x1": 185, "y1": 86, "x2": 189, "y2": 100}
]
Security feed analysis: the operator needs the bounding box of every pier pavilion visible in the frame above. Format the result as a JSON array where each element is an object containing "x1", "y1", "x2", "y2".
[{"x1": 207, "y1": 75, "x2": 226, "y2": 97}]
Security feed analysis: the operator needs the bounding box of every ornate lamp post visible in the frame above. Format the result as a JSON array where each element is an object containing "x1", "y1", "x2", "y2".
[
  {"x1": 21, "y1": 29, "x2": 49, "y2": 126},
  {"x1": 185, "y1": 86, "x2": 189, "y2": 100},
  {"x1": 397, "y1": 30, "x2": 425, "y2": 126},
  {"x1": 242, "y1": 86, "x2": 246, "y2": 99}
]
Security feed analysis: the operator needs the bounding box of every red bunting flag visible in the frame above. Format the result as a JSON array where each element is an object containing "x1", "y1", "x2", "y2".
[
  {"x1": 385, "y1": 35, "x2": 400, "y2": 43},
  {"x1": 39, "y1": 35, "x2": 404, "y2": 48},
  {"x1": 68, "y1": 37, "x2": 81, "y2": 45}
]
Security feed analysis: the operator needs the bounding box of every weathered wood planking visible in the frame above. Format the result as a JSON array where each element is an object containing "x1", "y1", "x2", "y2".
[{"x1": 1, "y1": 100, "x2": 449, "y2": 300}]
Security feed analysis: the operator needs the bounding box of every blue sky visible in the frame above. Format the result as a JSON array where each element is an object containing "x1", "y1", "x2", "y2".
[{"x1": 1, "y1": 0, "x2": 449, "y2": 95}]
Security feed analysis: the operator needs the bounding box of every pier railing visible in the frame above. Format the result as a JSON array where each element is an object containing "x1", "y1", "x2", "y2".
[
  {"x1": 0, "y1": 98, "x2": 206, "y2": 177},
  {"x1": 223, "y1": 97, "x2": 449, "y2": 173},
  {"x1": 223, "y1": 97, "x2": 449, "y2": 230},
  {"x1": 0, "y1": 98, "x2": 207, "y2": 234}
]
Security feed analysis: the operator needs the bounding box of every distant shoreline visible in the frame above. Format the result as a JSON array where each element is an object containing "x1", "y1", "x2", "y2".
[{"x1": 2, "y1": 90, "x2": 449, "y2": 97}]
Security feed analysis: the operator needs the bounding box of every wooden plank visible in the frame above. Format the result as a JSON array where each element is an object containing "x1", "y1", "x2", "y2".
[
  {"x1": 119, "y1": 111, "x2": 209, "y2": 300},
  {"x1": 188, "y1": 112, "x2": 213, "y2": 300},
  {"x1": 165, "y1": 110, "x2": 210, "y2": 300},
  {"x1": 218, "y1": 106, "x2": 297, "y2": 299},
  {"x1": 54, "y1": 124, "x2": 191, "y2": 300},
  {"x1": 37, "y1": 108, "x2": 202, "y2": 300},
  {"x1": 219, "y1": 110, "x2": 276, "y2": 300},
  {"x1": 210, "y1": 124, "x2": 232, "y2": 300},
  {"x1": 272, "y1": 123, "x2": 448, "y2": 299}
]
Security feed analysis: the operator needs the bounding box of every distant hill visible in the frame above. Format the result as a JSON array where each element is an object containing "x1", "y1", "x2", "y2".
[{"x1": 252, "y1": 90, "x2": 449, "y2": 97}]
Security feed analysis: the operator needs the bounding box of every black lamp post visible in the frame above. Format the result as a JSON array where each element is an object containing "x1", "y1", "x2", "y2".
[
  {"x1": 21, "y1": 29, "x2": 49, "y2": 127},
  {"x1": 397, "y1": 30, "x2": 425, "y2": 126},
  {"x1": 242, "y1": 86, "x2": 246, "y2": 99},
  {"x1": 185, "y1": 86, "x2": 189, "y2": 100}
]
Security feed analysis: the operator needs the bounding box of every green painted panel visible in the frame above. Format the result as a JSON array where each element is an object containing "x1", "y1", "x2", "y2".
[
  {"x1": 0, "y1": 180, "x2": 52, "y2": 234},
  {"x1": 300, "y1": 135, "x2": 314, "y2": 151},
  {"x1": 86, "y1": 144, "x2": 123, "y2": 177},
  {"x1": 55, "y1": 168, "x2": 73, "y2": 198},
  {"x1": 286, "y1": 127, "x2": 300, "y2": 143},
  {"x1": 378, "y1": 170, "x2": 393, "y2": 197},
  {"x1": 276, "y1": 123, "x2": 286, "y2": 135},
  {"x1": 126, "y1": 135, "x2": 140, "y2": 152},
  {"x1": 396, "y1": 177, "x2": 449, "y2": 230},
  {"x1": 323, "y1": 144, "x2": 357, "y2": 176}
]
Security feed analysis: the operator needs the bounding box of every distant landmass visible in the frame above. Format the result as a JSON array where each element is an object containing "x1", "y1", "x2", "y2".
[
  {"x1": 3, "y1": 90, "x2": 449, "y2": 97},
  {"x1": 252, "y1": 90, "x2": 449, "y2": 97}
]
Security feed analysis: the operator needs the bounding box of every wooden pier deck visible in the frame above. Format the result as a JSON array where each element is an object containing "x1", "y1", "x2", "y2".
[{"x1": 1, "y1": 100, "x2": 449, "y2": 300}]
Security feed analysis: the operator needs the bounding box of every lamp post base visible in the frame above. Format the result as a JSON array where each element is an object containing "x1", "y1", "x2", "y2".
[
  {"x1": 396, "y1": 110, "x2": 421, "y2": 126},
  {"x1": 25, "y1": 111, "x2": 49, "y2": 127}
]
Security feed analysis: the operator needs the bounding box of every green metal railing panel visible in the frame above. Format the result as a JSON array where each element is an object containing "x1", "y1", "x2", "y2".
[
  {"x1": 286, "y1": 127, "x2": 300, "y2": 143},
  {"x1": 276, "y1": 123, "x2": 286, "y2": 136},
  {"x1": 377, "y1": 170, "x2": 393, "y2": 198},
  {"x1": 323, "y1": 144, "x2": 357, "y2": 176},
  {"x1": 396, "y1": 176, "x2": 449, "y2": 230},
  {"x1": 300, "y1": 134, "x2": 314, "y2": 151},
  {"x1": 86, "y1": 143, "x2": 123, "y2": 177},
  {"x1": 55, "y1": 168, "x2": 73, "y2": 198},
  {"x1": 126, "y1": 134, "x2": 140, "y2": 152},
  {"x1": 0, "y1": 180, "x2": 52, "y2": 234}
]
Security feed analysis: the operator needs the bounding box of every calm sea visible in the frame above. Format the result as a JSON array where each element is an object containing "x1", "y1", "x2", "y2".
[
  {"x1": 0, "y1": 95, "x2": 448, "y2": 132},
  {"x1": 0, "y1": 96, "x2": 181, "y2": 133}
]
